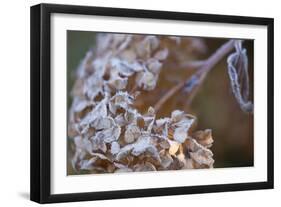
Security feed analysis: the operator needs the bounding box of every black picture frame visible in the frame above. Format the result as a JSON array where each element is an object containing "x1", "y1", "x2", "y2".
[{"x1": 30, "y1": 3, "x2": 274, "y2": 204}]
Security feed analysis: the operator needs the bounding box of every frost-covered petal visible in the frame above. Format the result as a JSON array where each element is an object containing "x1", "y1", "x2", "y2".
[
  {"x1": 136, "y1": 71, "x2": 158, "y2": 91},
  {"x1": 92, "y1": 117, "x2": 114, "y2": 130},
  {"x1": 111, "y1": 141, "x2": 120, "y2": 155},
  {"x1": 124, "y1": 124, "x2": 141, "y2": 143},
  {"x1": 173, "y1": 127, "x2": 188, "y2": 143},
  {"x1": 90, "y1": 135, "x2": 107, "y2": 153},
  {"x1": 193, "y1": 129, "x2": 213, "y2": 148},
  {"x1": 93, "y1": 125, "x2": 121, "y2": 143}
]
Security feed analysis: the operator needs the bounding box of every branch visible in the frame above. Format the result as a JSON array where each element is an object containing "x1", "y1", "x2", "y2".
[{"x1": 153, "y1": 40, "x2": 236, "y2": 113}]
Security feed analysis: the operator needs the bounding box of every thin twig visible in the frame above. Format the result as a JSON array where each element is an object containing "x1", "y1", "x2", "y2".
[{"x1": 153, "y1": 40, "x2": 236, "y2": 113}]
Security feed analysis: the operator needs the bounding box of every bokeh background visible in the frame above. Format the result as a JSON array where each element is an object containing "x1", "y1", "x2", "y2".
[{"x1": 67, "y1": 31, "x2": 254, "y2": 170}]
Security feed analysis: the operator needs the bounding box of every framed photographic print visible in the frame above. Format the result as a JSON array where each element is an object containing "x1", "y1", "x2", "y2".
[{"x1": 30, "y1": 3, "x2": 274, "y2": 203}]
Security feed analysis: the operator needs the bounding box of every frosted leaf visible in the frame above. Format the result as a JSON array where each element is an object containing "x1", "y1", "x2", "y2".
[
  {"x1": 124, "y1": 124, "x2": 141, "y2": 143},
  {"x1": 154, "y1": 48, "x2": 169, "y2": 60},
  {"x1": 227, "y1": 40, "x2": 253, "y2": 113},
  {"x1": 111, "y1": 141, "x2": 120, "y2": 155},
  {"x1": 90, "y1": 135, "x2": 107, "y2": 153}
]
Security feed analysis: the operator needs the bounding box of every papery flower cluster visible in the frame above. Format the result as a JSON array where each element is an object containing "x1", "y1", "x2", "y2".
[{"x1": 68, "y1": 33, "x2": 214, "y2": 173}]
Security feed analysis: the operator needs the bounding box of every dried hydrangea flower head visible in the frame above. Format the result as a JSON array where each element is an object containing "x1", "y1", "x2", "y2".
[{"x1": 68, "y1": 33, "x2": 214, "y2": 173}]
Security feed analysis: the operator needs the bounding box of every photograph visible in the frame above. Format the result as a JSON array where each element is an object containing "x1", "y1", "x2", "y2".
[{"x1": 67, "y1": 31, "x2": 254, "y2": 175}]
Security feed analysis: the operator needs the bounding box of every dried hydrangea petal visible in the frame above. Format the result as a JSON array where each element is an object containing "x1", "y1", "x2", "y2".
[
  {"x1": 93, "y1": 124, "x2": 121, "y2": 144},
  {"x1": 189, "y1": 149, "x2": 214, "y2": 167},
  {"x1": 90, "y1": 135, "x2": 107, "y2": 153},
  {"x1": 136, "y1": 71, "x2": 158, "y2": 91},
  {"x1": 185, "y1": 137, "x2": 214, "y2": 168},
  {"x1": 168, "y1": 140, "x2": 180, "y2": 155},
  {"x1": 116, "y1": 144, "x2": 133, "y2": 161},
  {"x1": 92, "y1": 116, "x2": 114, "y2": 130},
  {"x1": 134, "y1": 162, "x2": 157, "y2": 172},
  {"x1": 111, "y1": 141, "x2": 120, "y2": 155},
  {"x1": 193, "y1": 129, "x2": 213, "y2": 148},
  {"x1": 124, "y1": 124, "x2": 141, "y2": 143},
  {"x1": 160, "y1": 152, "x2": 173, "y2": 168}
]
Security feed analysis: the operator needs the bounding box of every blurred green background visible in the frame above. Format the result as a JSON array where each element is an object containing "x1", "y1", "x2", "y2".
[{"x1": 67, "y1": 31, "x2": 253, "y2": 169}]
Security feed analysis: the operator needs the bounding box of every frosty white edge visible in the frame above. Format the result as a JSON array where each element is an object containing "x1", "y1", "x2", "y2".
[{"x1": 51, "y1": 13, "x2": 268, "y2": 194}]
